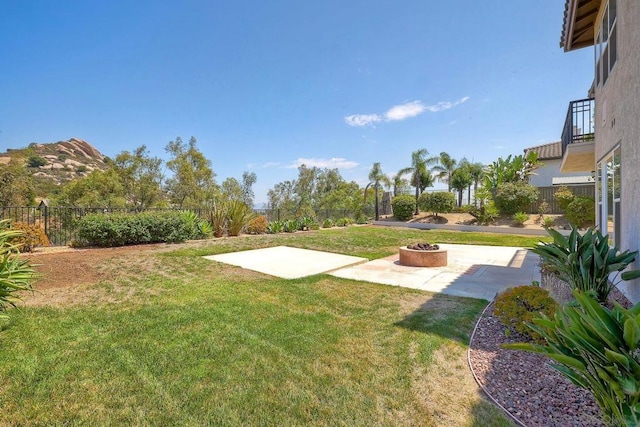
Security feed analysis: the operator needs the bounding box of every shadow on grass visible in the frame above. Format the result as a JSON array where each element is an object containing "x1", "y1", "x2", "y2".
[{"x1": 394, "y1": 292, "x2": 488, "y2": 344}]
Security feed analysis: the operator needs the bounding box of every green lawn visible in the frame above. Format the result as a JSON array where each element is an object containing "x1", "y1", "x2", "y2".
[{"x1": 0, "y1": 226, "x2": 526, "y2": 425}]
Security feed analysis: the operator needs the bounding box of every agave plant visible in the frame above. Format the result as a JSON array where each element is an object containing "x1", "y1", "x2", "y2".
[
  {"x1": 531, "y1": 226, "x2": 640, "y2": 303},
  {"x1": 507, "y1": 291, "x2": 640, "y2": 426},
  {"x1": 0, "y1": 220, "x2": 38, "y2": 320}
]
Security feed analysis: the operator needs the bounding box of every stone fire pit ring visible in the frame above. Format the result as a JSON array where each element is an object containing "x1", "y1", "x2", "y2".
[{"x1": 398, "y1": 245, "x2": 448, "y2": 267}]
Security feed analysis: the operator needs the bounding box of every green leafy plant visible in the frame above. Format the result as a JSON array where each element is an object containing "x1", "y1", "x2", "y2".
[
  {"x1": 9, "y1": 222, "x2": 50, "y2": 252},
  {"x1": 507, "y1": 291, "x2": 640, "y2": 426},
  {"x1": 335, "y1": 218, "x2": 347, "y2": 227},
  {"x1": 226, "y1": 201, "x2": 255, "y2": 237},
  {"x1": 266, "y1": 221, "x2": 283, "y2": 234},
  {"x1": 391, "y1": 194, "x2": 416, "y2": 221},
  {"x1": 297, "y1": 216, "x2": 316, "y2": 231},
  {"x1": 321, "y1": 218, "x2": 334, "y2": 229},
  {"x1": 208, "y1": 203, "x2": 227, "y2": 238},
  {"x1": 512, "y1": 212, "x2": 529, "y2": 227},
  {"x1": 542, "y1": 216, "x2": 555, "y2": 228},
  {"x1": 418, "y1": 191, "x2": 455, "y2": 217},
  {"x1": 494, "y1": 182, "x2": 539, "y2": 216},
  {"x1": 537, "y1": 200, "x2": 550, "y2": 218},
  {"x1": 282, "y1": 219, "x2": 298, "y2": 233},
  {"x1": 76, "y1": 211, "x2": 192, "y2": 246},
  {"x1": 493, "y1": 285, "x2": 557, "y2": 342},
  {"x1": 474, "y1": 201, "x2": 499, "y2": 225},
  {"x1": 553, "y1": 187, "x2": 594, "y2": 228},
  {"x1": 566, "y1": 196, "x2": 595, "y2": 228},
  {"x1": 246, "y1": 215, "x2": 268, "y2": 234},
  {"x1": 0, "y1": 220, "x2": 38, "y2": 319},
  {"x1": 531, "y1": 227, "x2": 640, "y2": 303}
]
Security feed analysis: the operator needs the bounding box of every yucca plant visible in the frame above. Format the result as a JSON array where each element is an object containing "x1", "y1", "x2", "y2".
[
  {"x1": 226, "y1": 201, "x2": 255, "y2": 237},
  {"x1": 0, "y1": 220, "x2": 38, "y2": 320},
  {"x1": 283, "y1": 219, "x2": 298, "y2": 233},
  {"x1": 507, "y1": 291, "x2": 640, "y2": 426},
  {"x1": 532, "y1": 226, "x2": 640, "y2": 303},
  {"x1": 208, "y1": 203, "x2": 227, "y2": 238}
]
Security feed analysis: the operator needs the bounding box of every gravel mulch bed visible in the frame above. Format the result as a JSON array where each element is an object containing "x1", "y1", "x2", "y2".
[{"x1": 468, "y1": 287, "x2": 633, "y2": 426}]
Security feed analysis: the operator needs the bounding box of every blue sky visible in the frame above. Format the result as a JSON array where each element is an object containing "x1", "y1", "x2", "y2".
[{"x1": 0, "y1": 1, "x2": 594, "y2": 205}]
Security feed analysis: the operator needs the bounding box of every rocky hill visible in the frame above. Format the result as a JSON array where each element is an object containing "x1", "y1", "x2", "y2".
[{"x1": 0, "y1": 138, "x2": 108, "y2": 194}]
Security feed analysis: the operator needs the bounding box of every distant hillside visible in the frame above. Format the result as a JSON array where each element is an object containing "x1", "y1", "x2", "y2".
[{"x1": 0, "y1": 138, "x2": 109, "y2": 196}]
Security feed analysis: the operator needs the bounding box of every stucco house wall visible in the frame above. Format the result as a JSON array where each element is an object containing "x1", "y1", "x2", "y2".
[{"x1": 593, "y1": 1, "x2": 640, "y2": 300}]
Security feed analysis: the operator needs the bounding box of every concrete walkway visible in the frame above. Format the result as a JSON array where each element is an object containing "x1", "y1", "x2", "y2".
[
  {"x1": 204, "y1": 244, "x2": 541, "y2": 300},
  {"x1": 330, "y1": 244, "x2": 541, "y2": 300}
]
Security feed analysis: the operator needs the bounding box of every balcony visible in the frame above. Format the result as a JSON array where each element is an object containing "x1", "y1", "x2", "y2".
[{"x1": 560, "y1": 98, "x2": 595, "y2": 173}]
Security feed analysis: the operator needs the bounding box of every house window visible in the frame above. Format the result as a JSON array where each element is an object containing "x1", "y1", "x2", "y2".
[
  {"x1": 596, "y1": 146, "x2": 621, "y2": 245},
  {"x1": 596, "y1": 0, "x2": 617, "y2": 87}
]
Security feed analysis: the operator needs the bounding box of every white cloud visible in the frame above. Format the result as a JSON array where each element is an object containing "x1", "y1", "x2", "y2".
[
  {"x1": 384, "y1": 101, "x2": 426, "y2": 121},
  {"x1": 344, "y1": 114, "x2": 382, "y2": 127},
  {"x1": 424, "y1": 96, "x2": 470, "y2": 112},
  {"x1": 287, "y1": 157, "x2": 359, "y2": 169},
  {"x1": 345, "y1": 96, "x2": 469, "y2": 127}
]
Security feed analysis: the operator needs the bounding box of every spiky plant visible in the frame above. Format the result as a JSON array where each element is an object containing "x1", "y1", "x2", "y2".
[{"x1": 0, "y1": 220, "x2": 38, "y2": 319}]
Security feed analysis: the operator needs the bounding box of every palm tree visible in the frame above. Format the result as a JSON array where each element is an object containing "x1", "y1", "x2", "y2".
[
  {"x1": 391, "y1": 171, "x2": 409, "y2": 197},
  {"x1": 468, "y1": 161, "x2": 485, "y2": 207},
  {"x1": 366, "y1": 162, "x2": 391, "y2": 220},
  {"x1": 398, "y1": 149, "x2": 440, "y2": 215},
  {"x1": 436, "y1": 152, "x2": 457, "y2": 192}
]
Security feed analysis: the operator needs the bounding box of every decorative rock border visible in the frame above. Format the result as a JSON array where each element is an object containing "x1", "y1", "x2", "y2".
[{"x1": 398, "y1": 246, "x2": 447, "y2": 267}]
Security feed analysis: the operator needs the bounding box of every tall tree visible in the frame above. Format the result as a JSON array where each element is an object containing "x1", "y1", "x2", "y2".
[
  {"x1": 467, "y1": 161, "x2": 485, "y2": 207},
  {"x1": 114, "y1": 145, "x2": 164, "y2": 210},
  {"x1": 450, "y1": 167, "x2": 472, "y2": 207},
  {"x1": 437, "y1": 152, "x2": 457, "y2": 192},
  {"x1": 241, "y1": 171, "x2": 257, "y2": 208},
  {"x1": 398, "y1": 149, "x2": 440, "y2": 215},
  {"x1": 55, "y1": 169, "x2": 126, "y2": 208},
  {"x1": 165, "y1": 136, "x2": 217, "y2": 208},
  {"x1": 391, "y1": 171, "x2": 409, "y2": 197},
  {"x1": 0, "y1": 158, "x2": 35, "y2": 206},
  {"x1": 367, "y1": 162, "x2": 391, "y2": 221}
]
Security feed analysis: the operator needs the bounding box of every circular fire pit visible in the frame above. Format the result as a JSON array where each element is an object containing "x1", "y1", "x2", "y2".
[{"x1": 399, "y1": 243, "x2": 447, "y2": 267}]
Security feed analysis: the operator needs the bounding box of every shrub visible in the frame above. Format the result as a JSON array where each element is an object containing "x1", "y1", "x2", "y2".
[
  {"x1": 266, "y1": 221, "x2": 283, "y2": 234},
  {"x1": 494, "y1": 182, "x2": 539, "y2": 215},
  {"x1": 180, "y1": 211, "x2": 211, "y2": 240},
  {"x1": 531, "y1": 226, "x2": 640, "y2": 303},
  {"x1": 321, "y1": 218, "x2": 334, "y2": 229},
  {"x1": 355, "y1": 215, "x2": 369, "y2": 225},
  {"x1": 297, "y1": 216, "x2": 316, "y2": 231},
  {"x1": 9, "y1": 222, "x2": 50, "y2": 252},
  {"x1": 391, "y1": 195, "x2": 415, "y2": 221},
  {"x1": 542, "y1": 216, "x2": 555, "y2": 228},
  {"x1": 283, "y1": 219, "x2": 298, "y2": 233},
  {"x1": 246, "y1": 215, "x2": 268, "y2": 234},
  {"x1": 565, "y1": 196, "x2": 595, "y2": 228},
  {"x1": 226, "y1": 201, "x2": 255, "y2": 237},
  {"x1": 76, "y1": 212, "x2": 191, "y2": 246},
  {"x1": 27, "y1": 155, "x2": 46, "y2": 168},
  {"x1": 554, "y1": 186, "x2": 575, "y2": 211},
  {"x1": 335, "y1": 218, "x2": 347, "y2": 227},
  {"x1": 475, "y1": 201, "x2": 499, "y2": 225},
  {"x1": 0, "y1": 220, "x2": 38, "y2": 319},
  {"x1": 418, "y1": 192, "x2": 455, "y2": 217},
  {"x1": 507, "y1": 292, "x2": 640, "y2": 426},
  {"x1": 493, "y1": 285, "x2": 557, "y2": 342},
  {"x1": 512, "y1": 212, "x2": 529, "y2": 227},
  {"x1": 537, "y1": 200, "x2": 550, "y2": 218}
]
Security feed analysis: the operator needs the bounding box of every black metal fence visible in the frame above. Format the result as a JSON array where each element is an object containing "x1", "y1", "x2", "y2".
[{"x1": 0, "y1": 205, "x2": 375, "y2": 246}]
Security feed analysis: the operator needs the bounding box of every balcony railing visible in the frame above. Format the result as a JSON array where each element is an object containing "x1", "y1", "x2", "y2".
[{"x1": 561, "y1": 98, "x2": 595, "y2": 155}]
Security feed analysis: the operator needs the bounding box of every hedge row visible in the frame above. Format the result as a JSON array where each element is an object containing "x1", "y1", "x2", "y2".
[{"x1": 76, "y1": 212, "x2": 195, "y2": 247}]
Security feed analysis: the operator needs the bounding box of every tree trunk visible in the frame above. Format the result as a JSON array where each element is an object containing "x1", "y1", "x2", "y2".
[{"x1": 374, "y1": 183, "x2": 379, "y2": 221}]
